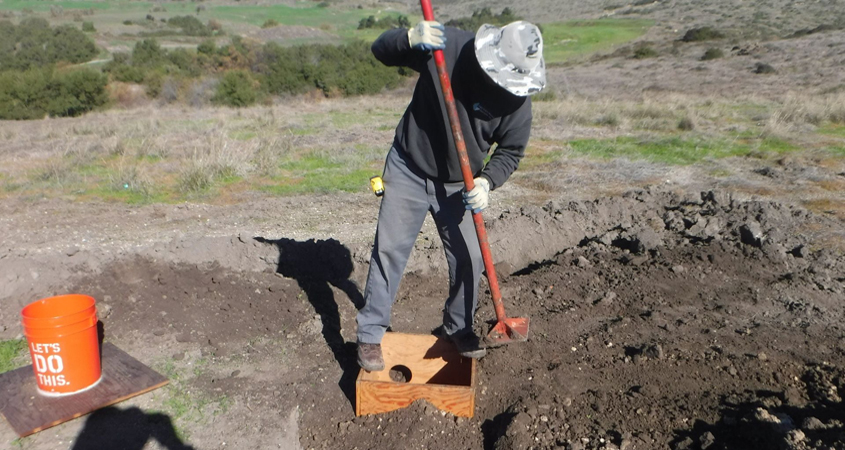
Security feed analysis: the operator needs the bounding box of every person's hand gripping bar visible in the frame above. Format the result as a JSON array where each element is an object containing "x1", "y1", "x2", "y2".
[{"x1": 408, "y1": 20, "x2": 446, "y2": 51}]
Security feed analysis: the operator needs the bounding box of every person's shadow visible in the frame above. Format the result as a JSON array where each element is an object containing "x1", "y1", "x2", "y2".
[
  {"x1": 71, "y1": 406, "x2": 193, "y2": 450},
  {"x1": 254, "y1": 237, "x2": 365, "y2": 408}
]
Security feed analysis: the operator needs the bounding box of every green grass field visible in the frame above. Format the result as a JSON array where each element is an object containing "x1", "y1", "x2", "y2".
[
  {"x1": 542, "y1": 19, "x2": 654, "y2": 64},
  {"x1": 566, "y1": 135, "x2": 800, "y2": 165},
  {"x1": 1, "y1": 0, "x2": 651, "y2": 62}
]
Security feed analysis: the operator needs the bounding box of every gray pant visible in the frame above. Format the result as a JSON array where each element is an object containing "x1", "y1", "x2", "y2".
[{"x1": 356, "y1": 147, "x2": 483, "y2": 344}]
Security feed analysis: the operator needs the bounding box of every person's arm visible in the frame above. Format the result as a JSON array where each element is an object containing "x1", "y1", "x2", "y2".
[{"x1": 480, "y1": 103, "x2": 533, "y2": 190}]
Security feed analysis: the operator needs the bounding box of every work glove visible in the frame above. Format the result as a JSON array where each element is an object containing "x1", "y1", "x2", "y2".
[
  {"x1": 408, "y1": 21, "x2": 446, "y2": 51},
  {"x1": 462, "y1": 177, "x2": 490, "y2": 213}
]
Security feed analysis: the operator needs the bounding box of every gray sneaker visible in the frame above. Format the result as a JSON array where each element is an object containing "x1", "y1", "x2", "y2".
[
  {"x1": 449, "y1": 332, "x2": 487, "y2": 359},
  {"x1": 357, "y1": 342, "x2": 385, "y2": 372}
]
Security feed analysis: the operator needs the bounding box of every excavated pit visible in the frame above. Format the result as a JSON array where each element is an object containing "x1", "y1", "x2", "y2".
[{"x1": 3, "y1": 187, "x2": 844, "y2": 450}]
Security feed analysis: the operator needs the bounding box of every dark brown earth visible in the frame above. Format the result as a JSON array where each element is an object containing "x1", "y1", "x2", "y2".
[{"x1": 49, "y1": 188, "x2": 845, "y2": 450}]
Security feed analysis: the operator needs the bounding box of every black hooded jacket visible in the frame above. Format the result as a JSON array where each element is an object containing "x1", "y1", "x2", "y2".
[{"x1": 371, "y1": 26, "x2": 533, "y2": 190}]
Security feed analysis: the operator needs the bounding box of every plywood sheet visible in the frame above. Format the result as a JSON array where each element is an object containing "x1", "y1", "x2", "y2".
[{"x1": 0, "y1": 343, "x2": 168, "y2": 437}]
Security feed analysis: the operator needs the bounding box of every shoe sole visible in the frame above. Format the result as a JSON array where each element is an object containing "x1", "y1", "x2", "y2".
[
  {"x1": 459, "y1": 349, "x2": 487, "y2": 359},
  {"x1": 357, "y1": 358, "x2": 385, "y2": 372}
]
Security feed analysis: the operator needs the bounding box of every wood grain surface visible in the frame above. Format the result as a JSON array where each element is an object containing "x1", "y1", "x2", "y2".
[{"x1": 0, "y1": 343, "x2": 168, "y2": 437}]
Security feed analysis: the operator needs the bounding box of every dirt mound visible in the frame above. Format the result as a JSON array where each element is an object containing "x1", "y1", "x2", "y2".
[{"x1": 21, "y1": 188, "x2": 829, "y2": 449}]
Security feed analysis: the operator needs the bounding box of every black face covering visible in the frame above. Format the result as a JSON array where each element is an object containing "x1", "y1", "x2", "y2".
[{"x1": 472, "y1": 50, "x2": 519, "y2": 99}]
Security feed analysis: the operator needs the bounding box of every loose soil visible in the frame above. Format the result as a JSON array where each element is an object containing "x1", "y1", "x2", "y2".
[{"x1": 2, "y1": 184, "x2": 844, "y2": 450}]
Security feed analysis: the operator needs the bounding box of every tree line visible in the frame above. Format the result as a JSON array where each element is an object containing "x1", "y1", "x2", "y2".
[
  {"x1": 0, "y1": 18, "x2": 105, "y2": 120},
  {"x1": 0, "y1": 8, "x2": 518, "y2": 120}
]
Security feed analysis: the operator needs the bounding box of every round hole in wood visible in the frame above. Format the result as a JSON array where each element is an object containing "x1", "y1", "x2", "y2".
[{"x1": 389, "y1": 365, "x2": 412, "y2": 383}]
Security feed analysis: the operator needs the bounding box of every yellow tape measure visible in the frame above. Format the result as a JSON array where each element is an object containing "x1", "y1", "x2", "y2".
[{"x1": 369, "y1": 176, "x2": 384, "y2": 197}]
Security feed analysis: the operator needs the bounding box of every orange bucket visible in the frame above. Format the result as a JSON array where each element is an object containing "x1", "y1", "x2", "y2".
[{"x1": 21, "y1": 294, "x2": 102, "y2": 396}]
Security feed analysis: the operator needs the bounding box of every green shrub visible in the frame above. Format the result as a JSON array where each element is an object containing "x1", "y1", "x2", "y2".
[
  {"x1": 701, "y1": 47, "x2": 724, "y2": 60},
  {"x1": 633, "y1": 46, "x2": 658, "y2": 59},
  {"x1": 0, "y1": 19, "x2": 98, "y2": 70},
  {"x1": 47, "y1": 69, "x2": 109, "y2": 117},
  {"x1": 82, "y1": 21, "x2": 96, "y2": 32},
  {"x1": 144, "y1": 71, "x2": 164, "y2": 97},
  {"x1": 197, "y1": 40, "x2": 216, "y2": 55},
  {"x1": 445, "y1": 7, "x2": 519, "y2": 31},
  {"x1": 167, "y1": 15, "x2": 211, "y2": 37},
  {"x1": 262, "y1": 19, "x2": 279, "y2": 29},
  {"x1": 167, "y1": 48, "x2": 201, "y2": 76},
  {"x1": 107, "y1": 63, "x2": 146, "y2": 83},
  {"x1": 680, "y1": 26, "x2": 724, "y2": 42},
  {"x1": 357, "y1": 14, "x2": 410, "y2": 30},
  {"x1": 259, "y1": 40, "x2": 407, "y2": 97},
  {"x1": 132, "y1": 39, "x2": 165, "y2": 67},
  {"x1": 0, "y1": 67, "x2": 107, "y2": 119},
  {"x1": 48, "y1": 25, "x2": 98, "y2": 63},
  {"x1": 0, "y1": 68, "x2": 53, "y2": 119},
  {"x1": 213, "y1": 70, "x2": 257, "y2": 107}
]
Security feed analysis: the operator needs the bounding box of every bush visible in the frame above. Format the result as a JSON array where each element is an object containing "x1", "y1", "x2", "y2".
[
  {"x1": 754, "y1": 63, "x2": 777, "y2": 74},
  {"x1": 262, "y1": 19, "x2": 279, "y2": 29},
  {"x1": 132, "y1": 39, "x2": 165, "y2": 67},
  {"x1": 259, "y1": 40, "x2": 407, "y2": 97},
  {"x1": 168, "y1": 15, "x2": 211, "y2": 37},
  {"x1": 159, "y1": 76, "x2": 183, "y2": 103},
  {"x1": 0, "y1": 19, "x2": 98, "y2": 70},
  {"x1": 445, "y1": 8, "x2": 519, "y2": 31},
  {"x1": 212, "y1": 70, "x2": 257, "y2": 107},
  {"x1": 0, "y1": 67, "x2": 107, "y2": 119},
  {"x1": 144, "y1": 71, "x2": 164, "y2": 97},
  {"x1": 208, "y1": 19, "x2": 223, "y2": 34},
  {"x1": 48, "y1": 25, "x2": 98, "y2": 63},
  {"x1": 82, "y1": 21, "x2": 96, "y2": 32},
  {"x1": 197, "y1": 40, "x2": 216, "y2": 55},
  {"x1": 107, "y1": 64, "x2": 146, "y2": 83},
  {"x1": 633, "y1": 46, "x2": 658, "y2": 59},
  {"x1": 678, "y1": 117, "x2": 695, "y2": 131},
  {"x1": 357, "y1": 14, "x2": 410, "y2": 30},
  {"x1": 680, "y1": 26, "x2": 724, "y2": 42},
  {"x1": 0, "y1": 68, "x2": 52, "y2": 119},
  {"x1": 47, "y1": 69, "x2": 109, "y2": 117},
  {"x1": 701, "y1": 47, "x2": 724, "y2": 60}
]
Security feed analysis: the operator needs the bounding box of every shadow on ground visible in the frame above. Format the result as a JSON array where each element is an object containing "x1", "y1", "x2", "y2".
[
  {"x1": 255, "y1": 236, "x2": 364, "y2": 410},
  {"x1": 671, "y1": 365, "x2": 845, "y2": 450},
  {"x1": 71, "y1": 406, "x2": 193, "y2": 450}
]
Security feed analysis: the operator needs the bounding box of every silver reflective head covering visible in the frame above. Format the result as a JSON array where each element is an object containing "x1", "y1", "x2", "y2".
[{"x1": 475, "y1": 21, "x2": 546, "y2": 97}]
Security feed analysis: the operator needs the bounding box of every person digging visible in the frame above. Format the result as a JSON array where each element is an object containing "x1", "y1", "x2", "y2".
[{"x1": 356, "y1": 20, "x2": 546, "y2": 371}]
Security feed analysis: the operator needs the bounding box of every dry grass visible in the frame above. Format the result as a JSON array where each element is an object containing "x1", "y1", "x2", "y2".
[
  {"x1": 0, "y1": 95, "x2": 406, "y2": 201},
  {"x1": 763, "y1": 93, "x2": 845, "y2": 137},
  {"x1": 0, "y1": 90, "x2": 842, "y2": 207}
]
